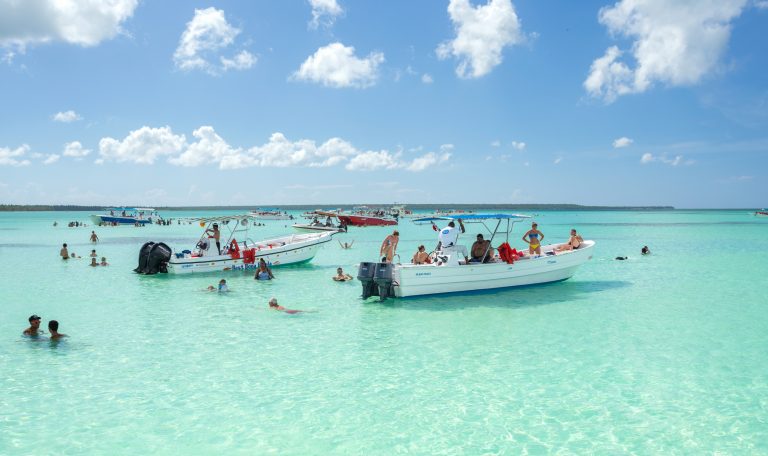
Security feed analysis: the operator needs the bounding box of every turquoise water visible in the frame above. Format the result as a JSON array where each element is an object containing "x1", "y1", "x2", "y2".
[{"x1": 1, "y1": 210, "x2": 767, "y2": 454}]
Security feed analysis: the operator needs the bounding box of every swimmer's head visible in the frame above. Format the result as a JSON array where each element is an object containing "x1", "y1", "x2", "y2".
[
  {"x1": 337, "y1": 268, "x2": 343, "y2": 273},
  {"x1": 269, "y1": 298, "x2": 278, "y2": 308},
  {"x1": 48, "y1": 320, "x2": 58, "y2": 331},
  {"x1": 219, "y1": 279, "x2": 226, "y2": 285},
  {"x1": 29, "y1": 314, "x2": 41, "y2": 323}
]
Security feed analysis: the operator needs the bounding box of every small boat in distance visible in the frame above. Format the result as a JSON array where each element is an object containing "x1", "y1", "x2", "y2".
[
  {"x1": 90, "y1": 207, "x2": 161, "y2": 225},
  {"x1": 249, "y1": 209, "x2": 294, "y2": 220},
  {"x1": 357, "y1": 214, "x2": 594, "y2": 299},
  {"x1": 134, "y1": 214, "x2": 334, "y2": 275},
  {"x1": 755, "y1": 209, "x2": 768, "y2": 217},
  {"x1": 293, "y1": 211, "x2": 346, "y2": 232}
]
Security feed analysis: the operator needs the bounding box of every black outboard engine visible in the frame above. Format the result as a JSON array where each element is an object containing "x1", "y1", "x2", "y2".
[
  {"x1": 357, "y1": 262, "x2": 378, "y2": 299},
  {"x1": 374, "y1": 262, "x2": 395, "y2": 301},
  {"x1": 134, "y1": 242, "x2": 155, "y2": 273},
  {"x1": 136, "y1": 242, "x2": 172, "y2": 274}
]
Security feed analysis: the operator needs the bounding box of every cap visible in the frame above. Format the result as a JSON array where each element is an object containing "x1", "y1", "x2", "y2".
[{"x1": 29, "y1": 314, "x2": 41, "y2": 322}]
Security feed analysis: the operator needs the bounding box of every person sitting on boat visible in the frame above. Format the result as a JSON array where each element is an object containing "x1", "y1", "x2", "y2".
[
  {"x1": 333, "y1": 267, "x2": 353, "y2": 281},
  {"x1": 255, "y1": 259, "x2": 275, "y2": 280},
  {"x1": 470, "y1": 234, "x2": 494, "y2": 263},
  {"x1": 523, "y1": 222, "x2": 545, "y2": 255},
  {"x1": 556, "y1": 229, "x2": 582, "y2": 252},
  {"x1": 380, "y1": 230, "x2": 399, "y2": 263},
  {"x1": 325, "y1": 216, "x2": 333, "y2": 227},
  {"x1": 205, "y1": 223, "x2": 221, "y2": 254},
  {"x1": 437, "y1": 219, "x2": 468, "y2": 263},
  {"x1": 412, "y1": 245, "x2": 431, "y2": 264}
]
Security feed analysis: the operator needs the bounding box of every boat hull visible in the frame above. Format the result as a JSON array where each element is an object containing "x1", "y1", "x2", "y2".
[
  {"x1": 165, "y1": 232, "x2": 333, "y2": 274},
  {"x1": 391, "y1": 241, "x2": 594, "y2": 297},
  {"x1": 291, "y1": 224, "x2": 342, "y2": 233},
  {"x1": 91, "y1": 215, "x2": 152, "y2": 225},
  {"x1": 338, "y1": 215, "x2": 397, "y2": 227}
]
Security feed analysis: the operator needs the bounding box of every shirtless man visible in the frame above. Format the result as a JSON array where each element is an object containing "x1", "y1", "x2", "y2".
[
  {"x1": 89, "y1": 231, "x2": 99, "y2": 243},
  {"x1": 205, "y1": 223, "x2": 221, "y2": 254},
  {"x1": 412, "y1": 245, "x2": 430, "y2": 264},
  {"x1": 470, "y1": 234, "x2": 494, "y2": 262},
  {"x1": 48, "y1": 320, "x2": 67, "y2": 340},
  {"x1": 23, "y1": 315, "x2": 42, "y2": 336},
  {"x1": 60, "y1": 243, "x2": 69, "y2": 260},
  {"x1": 379, "y1": 230, "x2": 399, "y2": 263},
  {"x1": 333, "y1": 267, "x2": 353, "y2": 281}
]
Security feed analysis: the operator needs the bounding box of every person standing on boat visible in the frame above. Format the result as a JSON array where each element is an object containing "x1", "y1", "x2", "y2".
[
  {"x1": 379, "y1": 230, "x2": 399, "y2": 262},
  {"x1": 523, "y1": 222, "x2": 545, "y2": 255},
  {"x1": 205, "y1": 223, "x2": 221, "y2": 254},
  {"x1": 438, "y1": 219, "x2": 468, "y2": 262}
]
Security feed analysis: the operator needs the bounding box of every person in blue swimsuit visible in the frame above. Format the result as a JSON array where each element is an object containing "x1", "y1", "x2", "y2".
[
  {"x1": 254, "y1": 258, "x2": 274, "y2": 280},
  {"x1": 522, "y1": 222, "x2": 545, "y2": 255}
]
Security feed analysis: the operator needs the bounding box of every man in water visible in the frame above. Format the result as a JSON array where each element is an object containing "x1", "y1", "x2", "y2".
[
  {"x1": 333, "y1": 267, "x2": 353, "y2": 281},
  {"x1": 218, "y1": 279, "x2": 229, "y2": 292},
  {"x1": 641, "y1": 246, "x2": 651, "y2": 255},
  {"x1": 23, "y1": 315, "x2": 42, "y2": 336},
  {"x1": 268, "y1": 298, "x2": 307, "y2": 314},
  {"x1": 438, "y1": 219, "x2": 468, "y2": 262},
  {"x1": 470, "y1": 233, "x2": 493, "y2": 263},
  {"x1": 90, "y1": 231, "x2": 99, "y2": 243},
  {"x1": 48, "y1": 320, "x2": 67, "y2": 340},
  {"x1": 205, "y1": 223, "x2": 221, "y2": 254},
  {"x1": 338, "y1": 240, "x2": 354, "y2": 249},
  {"x1": 100, "y1": 257, "x2": 109, "y2": 266},
  {"x1": 90, "y1": 249, "x2": 97, "y2": 258},
  {"x1": 89, "y1": 257, "x2": 99, "y2": 267},
  {"x1": 379, "y1": 230, "x2": 399, "y2": 263},
  {"x1": 60, "y1": 243, "x2": 69, "y2": 260}
]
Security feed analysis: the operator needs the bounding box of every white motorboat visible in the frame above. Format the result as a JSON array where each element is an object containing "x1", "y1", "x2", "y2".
[
  {"x1": 293, "y1": 210, "x2": 346, "y2": 232},
  {"x1": 357, "y1": 214, "x2": 594, "y2": 299},
  {"x1": 134, "y1": 214, "x2": 334, "y2": 275},
  {"x1": 249, "y1": 209, "x2": 294, "y2": 220},
  {"x1": 90, "y1": 207, "x2": 162, "y2": 225},
  {"x1": 755, "y1": 209, "x2": 768, "y2": 217}
]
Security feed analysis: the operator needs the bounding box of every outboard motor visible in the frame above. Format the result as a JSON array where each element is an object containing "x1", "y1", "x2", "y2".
[
  {"x1": 134, "y1": 242, "x2": 155, "y2": 273},
  {"x1": 137, "y1": 242, "x2": 172, "y2": 274},
  {"x1": 374, "y1": 262, "x2": 395, "y2": 301},
  {"x1": 357, "y1": 262, "x2": 378, "y2": 299}
]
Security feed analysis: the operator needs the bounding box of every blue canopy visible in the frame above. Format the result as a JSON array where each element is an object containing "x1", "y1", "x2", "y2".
[{"x1": 413, "y1": 213, "x2": 531, "y2": 223}]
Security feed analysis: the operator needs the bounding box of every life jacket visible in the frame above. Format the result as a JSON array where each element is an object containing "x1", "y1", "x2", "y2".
[{"x1": 229, "y1": 239, "x2": 241, "y2": 259}]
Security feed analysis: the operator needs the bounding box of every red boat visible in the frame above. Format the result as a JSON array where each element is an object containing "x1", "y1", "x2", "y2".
[{"x1": 337, "y1": 214, "x2": 397, "y2": 227}]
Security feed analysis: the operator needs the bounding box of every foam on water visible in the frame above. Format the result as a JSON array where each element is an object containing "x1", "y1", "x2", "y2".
[{"x1": 1, "y1": 210, "x2": 767, "y2": 454}]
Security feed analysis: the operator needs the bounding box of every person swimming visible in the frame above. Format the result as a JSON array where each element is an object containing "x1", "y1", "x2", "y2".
[
  {"x1": 268, "y1": 298, "x2": 307, "y2": 314},
  {"x1": 641, "y1": 246, "x2": 650, "y2": 255},
  {"x1": 254, "y1": 258, "x2": 274, "y2": 280}
]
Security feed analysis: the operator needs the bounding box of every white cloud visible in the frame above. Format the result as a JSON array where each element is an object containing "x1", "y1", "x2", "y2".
[
  {"x1": 405, "y1": 152, "x2": 451, "y2": 172},
  {"x1": 52, "y1": 110, "x2": 82, "y2": 123},
  {"x1": 490, "y1": 140, "x2": 501, "y2": 147},
  {"x1": 640, "y1": 153, "x2": 693, "y2": 166},
  {"x1": 173, "y1": 7, "x2": 254, "y2": 75},
  {"x1": 421, "y1": 73, "x2": 433, "y2": 84},
  {"x1": 436, "y1": 0, "x2": 524, "y2": 78},
  {"x1": 585, "y1": 0, "x2": 749, "y2": 102},
  {"x1": 293, "y1": 42, "x2": 384, "y2": 88},
  {"x1": 42, "y1": 154, "x2": 59, "y2": 165},
  {"x1": 0, "y1": 0, "x2": 137, "y2": 51},
  {"x1": 613, "y1": 136, "x2": 633, "y2": 148},
  {"x1": 62, "y1": 141, "x2": 91, "y2": 158},
  {"x1": 553, "y1": 157, "x2": 562, "y2": 165},
  {"x1": 308, "y1": 0, "x2": 344, "y2": 29},
  {"x1": 169, "y1": 126, "x2": 241, "y2": 167},
  {"x1": 0, "y1": 144, "x2": 31, "y2": 166},
  {"x1": 511, "y1": 141, "x2": 526, "y2": 150},
  {"x1": 754, "y1": 1, "x2": 768, "y2": 9},
  {"x1": 98, "y1": 126, "x2": 186, "y2": 164},
  {"x1": 345, "y1": 150, "x2": 402, "y2": 171}
]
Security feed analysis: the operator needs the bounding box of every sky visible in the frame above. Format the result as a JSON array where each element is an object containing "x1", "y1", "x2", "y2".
[{"x1": 1, "y1": 0, "x2": 767, "y2": 208}]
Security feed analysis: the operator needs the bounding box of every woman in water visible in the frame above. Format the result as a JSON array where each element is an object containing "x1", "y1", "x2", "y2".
[
  {"x1": 254, "y1": 259, "x2": 274, "y2": 280},
  {"x1": 522, "y1": 222, "x2": 545, "y2": 255}
]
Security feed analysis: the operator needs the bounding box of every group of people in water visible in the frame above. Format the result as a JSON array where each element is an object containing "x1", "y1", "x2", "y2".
[
  {"x1": 60, "y1": 242, "x2": 110, "y2": 266},
  {"x1": 22, "y1": 314, "x2": 67, "y2": 340},
  {"x1": 376, "y1": 220, "x2": 588, "y2": 265}
]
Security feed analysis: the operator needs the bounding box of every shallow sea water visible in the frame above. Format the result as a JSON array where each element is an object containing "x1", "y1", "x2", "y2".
[{"x1": 1, "y1": 210, "x2": 767, "y2": 455}]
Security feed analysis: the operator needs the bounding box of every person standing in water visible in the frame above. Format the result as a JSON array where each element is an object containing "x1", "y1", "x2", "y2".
[
  {"x1": 60, "y1": 243, "x2": 69, "y2": 260},
  {"x1": 89, "y1": 231, "x2": 99, "y2": 243},
  {"x1": 48, "y1": 320, "x2": 67, "y2": 340},
  {"x1": 23, "y1": 315, "x2": 42, "y2": 336},
  {"x1": 523, "y1": 222, "x2": 545, "y2": 255}
]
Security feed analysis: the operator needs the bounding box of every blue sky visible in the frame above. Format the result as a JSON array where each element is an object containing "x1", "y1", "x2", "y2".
[{"x1": 1, "y1": 0, "x2": 766, "y2": 208}]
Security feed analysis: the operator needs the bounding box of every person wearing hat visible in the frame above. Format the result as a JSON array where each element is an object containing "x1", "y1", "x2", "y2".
[{"x1": 23, "y1": 315, "x2": 42, "y2": 336}]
